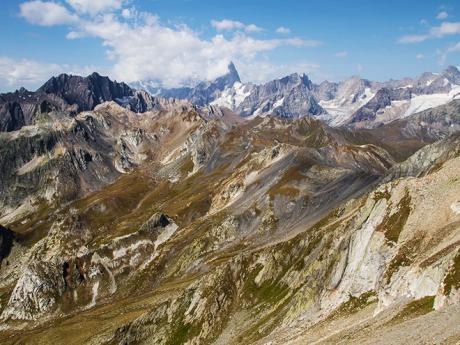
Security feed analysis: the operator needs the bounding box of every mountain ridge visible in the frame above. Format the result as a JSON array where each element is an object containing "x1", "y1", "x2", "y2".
[{"x1": 144, "y1": 63, "x2": 460, "y2": 128}]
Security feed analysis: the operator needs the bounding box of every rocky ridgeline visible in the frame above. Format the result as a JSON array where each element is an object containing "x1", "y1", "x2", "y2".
[{"x1": 148, "y1": 63, "x2": 460, "y2": 128}]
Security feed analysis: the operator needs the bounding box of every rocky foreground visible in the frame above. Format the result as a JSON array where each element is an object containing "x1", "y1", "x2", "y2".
[{"x1": 0, "y1": 89, "x2": 459, "y2": 344}]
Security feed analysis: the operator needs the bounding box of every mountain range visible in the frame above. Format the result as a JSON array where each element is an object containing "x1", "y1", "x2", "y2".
[
  {"x1": 139, "y1": 63, "x2": 460, "y2": 128},
  {"x1": 0, "y1": 66, "x2": 459, "y2": 345}
]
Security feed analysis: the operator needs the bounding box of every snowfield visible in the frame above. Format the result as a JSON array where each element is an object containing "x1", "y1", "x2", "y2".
[{"x1": 404, "y1": 85, "x2": 460, "y2": 117}]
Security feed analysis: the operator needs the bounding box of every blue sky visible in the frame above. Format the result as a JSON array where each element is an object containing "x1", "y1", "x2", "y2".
[{"x1": 0, "y1": 0, "x2": 459, "y2": 91}]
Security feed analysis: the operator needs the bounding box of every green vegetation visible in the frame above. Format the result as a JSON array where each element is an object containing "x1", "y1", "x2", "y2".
[
  {"x1": 384, "y1": 251, "x2": 413, "y2": 284},
  {"x1": 242, "y1": 265, "x2": 289, "y2": 305},
  {"x1": 179, "y1": 155, "x2": 194, "y2": 175},
  {"x1": 443, "y1": 251, "x2": 460, "y2": 295},
  {"x1": 334, "y1": 291, "x2": 376, "y2": 316},
  {"x1": 372, "y1": 187, "x2": 391, "y2": 201},
  {"x1": 166, "y1": 321, "x2": 192, "y2": 345},
  {"x1": 376, "y1": 189, "x2": 411, "y2": 244},
  {"x1": 268, "y1": 166, "x2": 304, "y2": 201},
  {"x1": 387, "y1": 296, "x2": 434, "y2": 325}
]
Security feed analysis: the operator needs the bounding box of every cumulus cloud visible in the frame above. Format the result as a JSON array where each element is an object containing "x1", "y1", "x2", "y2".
[
  {"x1": 66, "y1": 0, "x2": 124, "y2": 15},
  {"x1": 334, "y1": 51, "x2": 348, "y2": 58},
  {"x1": 85, "y1": 14, "x2": 319, "y2": 86},
  {"x1": 276, "y1": 26, "x2": 290, "y2": 34},
  {"x1": 416, "y1": 53, "x2": 424, "y2": 59},
  {"x1": 65, "y1": 11, "x2": 319, "y2": 86},
  {"x1": 211, "y1": 19, "x2": 263, "y2": 33},
  {"x1": 398, "y1": 21, "x2": 460, "y2": 43},
  {"x1": 17, "y1": 1, "x2": 321, "y2": 87},
  {"x1": 436, "y1": 11, "x2": 448, "y2": 20},
  {"x1": 19, "y1": 0, "x2": 78, "y2": 26},
  {"x1": 0, "y1": 56, "x2": 96, "y2": 91},
  {"x1": 245, "y1": 24, "x2": 263, "y2": 33}
]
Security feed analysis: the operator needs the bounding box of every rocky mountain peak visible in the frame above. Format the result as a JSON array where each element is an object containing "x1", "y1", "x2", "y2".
[
  {"x1": 442, "y1": 65, "x2": 460, "y2": 84},
  {"x1": 341, "y1": 75, "x2": 371, "y2": 88},
  {"x1": 208, "y1": 62, "x2": 241, "y2": 92},
  {"x1": 278, "y1": 72, "x2": 311, "y2": 87},
  {"x1": 37, "y1": 72, "x2": 133, "y2": 111},
  {"x1": 226, "y1": 61, "x2": 241, "y2": 84}
]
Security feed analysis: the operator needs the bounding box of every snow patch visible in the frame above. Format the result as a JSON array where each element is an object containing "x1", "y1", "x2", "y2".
[
  {"x1": 210, "y1": 82, "x2": 252, "y2": 109},
  {"x1": 273, "y1": 97, "x2": 285, "y2": 108},
  {"x1": 450, "y1": 201, "x2": 460, "y2": 214},
  {"x1": 320, "y1": 87, "x2": 375, "y2": 126}
]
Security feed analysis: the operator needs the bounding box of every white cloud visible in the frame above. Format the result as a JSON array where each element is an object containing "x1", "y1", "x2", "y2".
[
  {"x1": 211, "y1": 19, "x2": 263, "y2": 33},
  {"x1": 70, "y1": 13, "x2": 320, "y2": 87},
  {"x1": 211, "y1": 19, "x2": 244, "y2": 31},
  {"x1": 66, "y1": 30, "x2": 84, "y2": 39},
  {"x1": 447, "y1": 42, "x2": 460, "y2": 53},
  {"x1": 19, "y1": 0, "x2": 78, "y2": 26},
  {"x1": 334, "y1": 51, "x2": 348, "y2": 58},
  {"x1": 17, "y1": 2, "x2": 321, "y2": 87},
  {"x1": 433, "y1": 22, "x2": 460, "y2": 36},
  {"x1": 66, "y1": 0, "x2": 124, "y2": 15},
  {"x1": 398, "y1": 34, "x2": 429, "y2": 43},
  {"x1": 245, "y1": 24, "x2": 263, "y2": 33},
  {"x1": 416, "y1": 53, "x2": 424, "y2": 59},
  {"x1": 436, "y1": 11, "x2": 448, "y2": 20},
  {"x1": 121, "y1": 7, "x2": 135, "y2": 19},
  {"x1": 438, "y1": 42, "x2": 460, "y2": 64},
  {"x1": 398, "y1": 21, "x2": 460, "y2": 43},
  {"x1": 276, "y1": 26, "x2": 290, "y2": 34},
  {"x1": 0, "y1": 56, "x2": 96, "y2": 91}
]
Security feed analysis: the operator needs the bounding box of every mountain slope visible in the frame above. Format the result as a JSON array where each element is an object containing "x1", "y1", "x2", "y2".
[{"x1": 0, "y1": 84, "x2": 459, "y2": 345}]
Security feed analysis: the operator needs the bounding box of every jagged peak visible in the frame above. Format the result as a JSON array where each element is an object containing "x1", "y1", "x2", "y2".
[
  {"x1": 226, "y1": 61, "x2": 241, "y2": 83},
  {"x1": 276, "y1": 72, "x2": 311, "y2": 87},
  {"x1": 213, "y1": 62, "x2": 241, "y2": 87},
  {"x1": 443, "y1": 65, "x2": 460, "y2": 74},
  {"x1": 441, "y1": 65, "x2": 460, "y2": 84}
]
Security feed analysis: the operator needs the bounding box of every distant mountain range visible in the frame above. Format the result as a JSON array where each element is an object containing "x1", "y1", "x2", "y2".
[
  {"x1": 139, "y1": 63, "x2": 460, "y2": 128},
  {"x1": 1, "y1": 63, "x2": 460, "y2": 134}
]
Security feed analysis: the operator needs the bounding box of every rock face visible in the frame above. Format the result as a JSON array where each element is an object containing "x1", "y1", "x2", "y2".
[
  {"x1": 235, "y1": 73, "x2": 324, "y2": 118},
  {"x1": 0, "y1": 73, "x2": 459, "y2": 344},
  {"x1": 0, "y1": 225, "x2": 15, "y2": 266},
  {"x1": 350, "y1": 87, "x2": 412, "y2": 123},
  {"x1": 0, "y1": 101, "x2": 25, "y2": 132},
  {"x1": 37, "y1": 72, "x2": 134, "y2": 111}
]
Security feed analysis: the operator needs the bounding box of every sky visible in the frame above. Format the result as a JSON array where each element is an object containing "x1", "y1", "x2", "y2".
[{"x1": 0, "y1": 0, "x2": 460, "y2": 91}]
